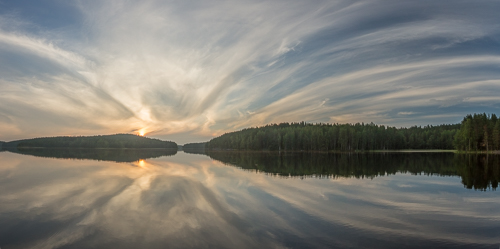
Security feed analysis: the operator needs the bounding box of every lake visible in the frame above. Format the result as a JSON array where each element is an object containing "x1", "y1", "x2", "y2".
[{"x1": 0, "y1": 149, "x2": 499, "y2": 248}]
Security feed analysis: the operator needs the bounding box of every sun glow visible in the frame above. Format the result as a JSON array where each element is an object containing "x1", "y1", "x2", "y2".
[{"x1": 138, "y1": 128, "x2": 147, "y2": 136}]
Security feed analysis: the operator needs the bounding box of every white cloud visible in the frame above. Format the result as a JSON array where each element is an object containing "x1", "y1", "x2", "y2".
[
  {"x1": 0, "y1": 0, "x2": 499, "y2": 143},
  {"x1": 398, "y1": 112, "x2": 415, "y2": 115}
]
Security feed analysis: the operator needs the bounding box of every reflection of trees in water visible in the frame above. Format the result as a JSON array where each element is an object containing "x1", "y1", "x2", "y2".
[
  {"x1": 202, "y1": 151, "x2": 499, "y2": 191},
  {"x1": 5, "y1": 148, "x2": 177, "y2": 163},
  {"x1": 457, "y1": 154, "x2": 499, "y2": 190}
]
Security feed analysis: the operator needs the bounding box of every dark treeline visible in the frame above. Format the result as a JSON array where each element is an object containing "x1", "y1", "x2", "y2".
[
  {"x1": 454, "y1": 113, "x2": 500, "y2": 151},
  {"x1": 1, "y1": 134, "x2": 177, "y2": 149},
  {"x1": 182, "y1": 142, "x2": 207, "y2": 154},
  {"x1": 206, "y1": 122, "x2": 459, "y2": 151},
  {"x1": 204, "y1": 151, "x2": 499, "y2": 191},
  {"x1": 4, "y1": 148, "x2": 177, "y2": 162}
]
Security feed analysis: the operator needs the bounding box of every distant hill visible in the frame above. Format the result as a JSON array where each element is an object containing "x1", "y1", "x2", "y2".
[
  {"x1": 183, "y1": 142, "x2": 206, "y2": 154},
  {"x1": 2, "y1": 134, "x2": 177, "y2": 149}
]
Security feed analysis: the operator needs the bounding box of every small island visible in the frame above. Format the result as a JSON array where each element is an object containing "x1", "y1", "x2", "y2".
[{"x1": 1, "y1": 134, "x2": 177, "y2": 150}]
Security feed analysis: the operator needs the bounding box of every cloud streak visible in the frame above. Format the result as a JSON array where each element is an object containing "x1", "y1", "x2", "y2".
[{"x1": 0, "y1": 0, "x2": 499, "y2": 143}]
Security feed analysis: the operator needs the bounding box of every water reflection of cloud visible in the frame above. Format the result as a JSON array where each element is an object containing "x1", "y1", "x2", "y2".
[
  {"x1": 249, "y1": 174, "x2": 499, "y2": 245},
  {"x1": 203, "y1": 159, "x2": 499, "y2": 246},
  {"x1": 0, "y1": 152, "x2": 499, "y2": 248}
]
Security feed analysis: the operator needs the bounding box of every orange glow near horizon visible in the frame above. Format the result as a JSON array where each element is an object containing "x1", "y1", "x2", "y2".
[{"x1": 138, "y1": 128, "x2": 146, "y2": 136}]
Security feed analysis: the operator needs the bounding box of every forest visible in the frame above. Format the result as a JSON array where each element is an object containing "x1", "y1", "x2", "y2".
[
  {"x1": 454, "y1": 113, "x2": 500, "y2": 151},
  {"x1": 204, "y1": 122, "x2": 459, "y2": 151},
  {"x1": 199, "y1": 113, "x2": 500, "y2": 152},
  {"x1": 1, "y1": 134, "x2": 177, "y2": 149}
]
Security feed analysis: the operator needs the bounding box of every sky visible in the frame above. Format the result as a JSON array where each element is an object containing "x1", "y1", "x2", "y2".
[{"x1": 0, "y1": 0, "x2": 499, "y2": 144}]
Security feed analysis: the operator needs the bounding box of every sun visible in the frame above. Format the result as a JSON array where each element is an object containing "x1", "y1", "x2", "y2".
[{"x1": 138, "y1": 128, "x2": 147, "y2": 136}]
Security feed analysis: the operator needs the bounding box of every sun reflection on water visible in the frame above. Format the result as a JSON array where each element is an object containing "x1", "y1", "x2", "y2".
[{"x1": 137, "y1": 159, "x2": 146, "y2": 168}]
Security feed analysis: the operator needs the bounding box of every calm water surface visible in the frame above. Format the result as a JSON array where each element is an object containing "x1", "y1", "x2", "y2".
[{"x1": 0, "y1": 150, "x2": 499, "y2": 248}]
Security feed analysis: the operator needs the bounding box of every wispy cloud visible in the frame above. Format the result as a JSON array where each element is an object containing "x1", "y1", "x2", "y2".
[{"x1": 0, "y1": 0, "x2": 499, "y2": 143}]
